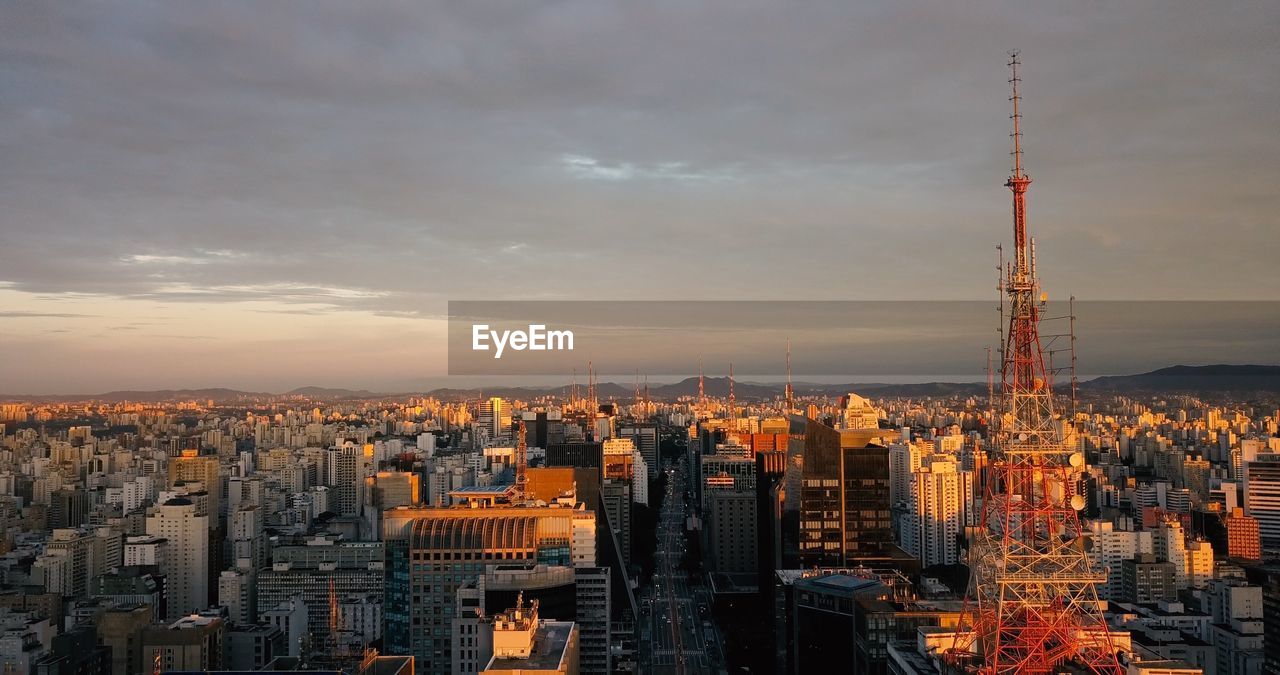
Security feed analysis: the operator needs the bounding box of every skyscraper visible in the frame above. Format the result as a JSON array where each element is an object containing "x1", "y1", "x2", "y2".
[
  {"x1": 146, "y1": 496, "x2": 210, "y2": 620},
  {"x1": 799, "y1": 415, "x2": 901, "y2": 568}
]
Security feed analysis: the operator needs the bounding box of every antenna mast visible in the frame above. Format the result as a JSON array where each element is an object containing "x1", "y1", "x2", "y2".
[
  {"x1": 698, "y1": 356, "x2": 706, "y2": 412},
  {"x1": 785, "y1": 338, "x2": 794, "y2": 412},
  {"x1": 728, "y1": 362, "x2": 736, "y2": 423},
  {"x1": 514, "y1": 419, "x2": 528, "y2": 502},
  {"x1": 953, "y1": 51, "x2": 1120, "y2": 675},
  {"x1": 571, "y1": 368, "x2": 579, "y2": 411},
  {"x1": 587, "y1": 361, "x2": 597, "y2": 413}
]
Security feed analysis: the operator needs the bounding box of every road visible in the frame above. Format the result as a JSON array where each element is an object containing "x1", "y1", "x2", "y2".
[{"x1": 641, "y1": 456, "x2": 727, "y2": 675}]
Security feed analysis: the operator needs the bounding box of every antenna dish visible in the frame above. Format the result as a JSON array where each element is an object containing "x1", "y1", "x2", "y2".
[
  {"x1": 1069, "y1": 453, "x2": 1084, "y2": 468},
  {"x1": 1071, "y1": 495, "x2": 1086, "y2": 511}
]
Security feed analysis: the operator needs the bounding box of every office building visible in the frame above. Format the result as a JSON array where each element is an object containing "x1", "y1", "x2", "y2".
[
  {"x1": 620, "y1": 425, "x2": 658, "y2": 481},
  {"x1": 1245, "y1": 455, "x2": 1280, "y2": 547},
  {"x1": 256, "y1": 536, "x2": 383, "y2": 639},
  {"x1": 382, "y1": 498, "x2": 596, "y2": 674},
  {"x1": 799, "y1": 415, "x2": 902, "y2": 568},
  {"x1": 701, "y1": 454, "x2": 757, "y2": 575},
  {"x1": 1122, "y1": 554, "x2": 1177, "y2": 604}
]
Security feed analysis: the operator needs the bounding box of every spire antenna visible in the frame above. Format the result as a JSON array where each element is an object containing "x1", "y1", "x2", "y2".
[{"x1": 1009, "y1": 49, "x2": 1025, "y2": 179}]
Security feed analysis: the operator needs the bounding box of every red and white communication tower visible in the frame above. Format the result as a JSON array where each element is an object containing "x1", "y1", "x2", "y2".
[{"x1": 952, "y1": 51, "x2": 1121, "y2": 675}]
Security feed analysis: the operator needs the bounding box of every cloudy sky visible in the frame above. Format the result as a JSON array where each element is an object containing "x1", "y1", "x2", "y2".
[{"x1": 1, "y1": 1, "x2": 1276, "y2": 393}]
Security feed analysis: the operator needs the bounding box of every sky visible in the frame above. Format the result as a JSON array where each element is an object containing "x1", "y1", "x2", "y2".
[{"x1": 1, "y1": 1, "x2": 1277, "y2": 393}]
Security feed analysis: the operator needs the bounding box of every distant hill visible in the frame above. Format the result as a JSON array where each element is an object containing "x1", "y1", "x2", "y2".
[
  {"x1": 85, "y1": 388, "x2": 272, "y2": 403},
  {"x1": 284, "y1": 386, "x2": 385, "y2": 399},
  {"x1": 5, "y1": 364, "x2": 1275, "y2": 403},
  {"x1": 648, "y1": 376, "x2": 779, "y2": 399},
  {"x1": 1082, "y1": 364, "x2": 1280, "y2": 392}
]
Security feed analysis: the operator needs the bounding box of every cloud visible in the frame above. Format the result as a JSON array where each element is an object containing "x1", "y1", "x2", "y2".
[
  {"x1": 560, "y1": 154, "x2": 733, "y2": 183},
  {"x1": 0, "y1": 311, "x2": 96, "y2": 318},
  {"x1": 0, "y1": 1, "x2": 1276, "y2": 389}
]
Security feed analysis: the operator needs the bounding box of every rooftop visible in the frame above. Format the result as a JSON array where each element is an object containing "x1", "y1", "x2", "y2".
[{"x1": 485, "y1": 620, "x2": 575, "y2": 672}]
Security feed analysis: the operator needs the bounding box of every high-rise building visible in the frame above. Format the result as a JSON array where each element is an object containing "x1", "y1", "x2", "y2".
[
  {"x1": 97, "y1": 604, "x2": 153, "y2": 675},
  {"x1": 48, "y1": 488, "x2": 90, "y2": 529},
  {"x1": 141, "y1": 614, "x2": 225, "y2": 673},
  {"x1": 755, "y1": 451, "x2": 787, "y2": 603},
  {"x1": 574, "y1": 567, "x2": 611, "y2": 675},
  {"x1": 842, "y1": 394, "x2": 880, "y2": 430},
  {"x1": 477, "y1": 398, "x2": 509, "y2": 442},
  {"x1": 1186, "y1": 539, "x2": 1214, "y2": 589},
  {"x1": 229, "y1": 504, "x2": 266, "y2": 572},
  {"x1": 799, "y1": 416, "x2": 902, "y2": 568},
  {"x1": 701, "y1": 454, "x2": 757, "y2": 575},
  {"x1": 168, "y1": 450, "x2": 222, "y2": 526},
  {"x1": 1204, "y1": 578, "x2": 1265, "y2": 675},
  {"x1": 888, "y1": 443, "x2": 922, "y2": 509},
  {"x1": 1085, "y1": 521, "x2": 1154, "y2": 600},
  {"x1": 620, "y1": 425, "x2": 658, "y2": 480},
  {"x1": 327, "y1": 445, "x2": 366, "y2": 518},
  {"x1": 1153, "y1": 519, "x2": 1189, "y2": 589},
  {"x1": 1121, "y1": 553, "x2": 1177, "y2": 604},
  {"x1": 146, "y1": 496, "x2": 210, "y2": 620},
  {"x1": 42, "y1": 528, "x2": 96, "y2": 598},
  {"x1": 1226, "y1": 507, "x2": 1263, "y2": 560},
  {"x1": 1245, "y1": 455, "x2": 1280, "y2": 547},
  {"x1": 256, "y1": 536, "x2": 384, "y2": 639},
  {"x1": 218, "y1": 569, "x2": 253, "y2": 625},
  {"x1": 900, "y1": 458, "x2": 971, "y2": 568},
  {"x1": 449, "y1": 564, "x2": 609, "y2": 675},
  {"x1": 546, "y1": 443, "x2": 603, "y2": 472},
  {"x1": 382, "y1": 498, "x2": 596, "y2": 674}
]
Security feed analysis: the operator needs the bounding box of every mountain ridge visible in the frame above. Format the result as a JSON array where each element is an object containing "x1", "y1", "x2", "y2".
[{"x1": 3, "y1": 364, "x2": 1276, "y2": 402}]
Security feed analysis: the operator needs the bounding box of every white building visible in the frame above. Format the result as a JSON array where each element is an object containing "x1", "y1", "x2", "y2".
[
  {"x1": 1086, "y1": 521, "x2": 1154, "y2": 599},
  {"x1": 146, "y1": 497, "x2": 210, "y2": 620},
  {"x1": 901, "y1": 458, "x2": 966, "y2": 567}
]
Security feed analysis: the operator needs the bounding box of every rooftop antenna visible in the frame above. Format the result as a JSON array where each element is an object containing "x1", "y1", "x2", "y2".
[
  {"x1": 728, "y1": 362, "x2": 737, "y2": 422},
  {"x1": 785, "y1": 338, "x2": 794, "y2": 412},
  {"x1": 985, "y1": 346, "x2": 994, "y2": 409},
  {"x1": 514, "y1": 419, "x2": 528, "y2": 502},
  {"x1": 1069, "y1": 295, "x2": 1079, "y2": 415},
  {"x1": 570, "y1": 368, "x2": 579, "y2": 410},
  {"x1": 643, "y1": 374, "x2": 650, "y2": 421},
  {"x1": 587, "y1": 361, "x2": 597, "y2": 413},
  {"x1": 698, "y1": 355, "x2": 706, "y2": 412}
]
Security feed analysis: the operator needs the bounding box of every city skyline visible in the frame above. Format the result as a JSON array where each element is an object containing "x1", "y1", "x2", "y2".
[{"x1": 2, "y1": 1, "x2": 1278, "y2": 392}]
